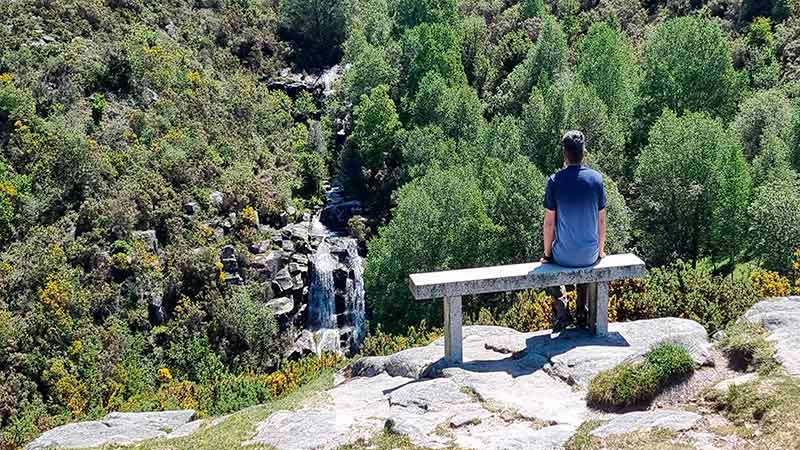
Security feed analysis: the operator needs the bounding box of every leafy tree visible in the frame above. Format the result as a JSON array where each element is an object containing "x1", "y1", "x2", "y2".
[
  {"x1": 394, "y1": 0, "x2": 459, "y2": 29},
  {"x1": 576, "y1": 22, "x2": 641, "y2": 128},
  {"x1": 401, "y1": 23, "x2": 466, "y2": 96},
  {"x1": 490, "y1": 16, "x2": 568, "y2": 115},
  {"x1": 731, "y1": 89, "x2": 794, "y2": 161},
  {"x1": 521, "y1": 74, "x2": 626, "y2": 179},
  {"x1": 280, "y1": 0, "x2": 351, "y2": 66},
  {"x1": 604, "y1": 177, "x2": 633, "y2": 254},
  {"x1": 343, "y1": 32, "x2": 400, "y2": 105},
  {"x1": 365, "y1": 165, "x2": 501, "y2": 331},
  {"x1": 634, "y1": 111, "x2": 751, "y2": 265},
  {"x1": 521, "y1": 0, "x2": 546, "y2": 17},
  {"x1": 640, "y1": 17, "x2": 739, "y2": 131},
  {"x1": 460, "y1": 15, "x2": 488, "y2": 86},
  {"x1": 411, "y1": 72, "x2": 484, "y2": 145},
  {"x1": 400, "y1": 125, "x2": 459, "y2": 179},
  {"x1": 741, "y1": 18, "x2": 781, "y2": 90},
  {"x1": 752, "y1": 134, "x2": 795, "y2": 188},
  {"x1": 352, "y1": 85, "x2": 402, "y2": 171},
  {"x1": 351, "y1": 0, "x2": 393, "y2": 45},
  {"x1": 479, "y1": 115, "x2": 523, "y2": 163},
  {"x1": 748, "y1": 173, "x2": 800, "y2": 272}
]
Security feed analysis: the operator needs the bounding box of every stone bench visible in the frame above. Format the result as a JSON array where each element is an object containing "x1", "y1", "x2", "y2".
[{"x1": 408, "y1": 253, "x2": 647, "y2": 365}]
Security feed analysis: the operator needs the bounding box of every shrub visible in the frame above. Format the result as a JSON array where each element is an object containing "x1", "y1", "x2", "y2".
[
  {"x1": 359, "y1": 323, "x2": 441, "y2": 357},
  {"x1": 587, "y1": 343, "x2": 695, "y2": 407},
  {"x1": 750, "y1": 271, "x2": 791, "y2": 298}
]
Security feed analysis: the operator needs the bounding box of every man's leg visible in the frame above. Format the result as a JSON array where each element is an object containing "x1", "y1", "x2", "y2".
[{"x1": 546, "y1": 285, "x2": 573, "y2": 333}]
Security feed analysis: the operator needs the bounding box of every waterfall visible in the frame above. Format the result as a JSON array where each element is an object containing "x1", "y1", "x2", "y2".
[
  {"x1": 306, "y1": 236, "x2": 366, "y2": 355},
  {"x1": 308, "y1": 241, "x2": 337, "y2": 330}
]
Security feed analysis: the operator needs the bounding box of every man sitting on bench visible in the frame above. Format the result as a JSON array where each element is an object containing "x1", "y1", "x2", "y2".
[{"x1": 541, "y1": 130, "x2": 607, "y2": 334}]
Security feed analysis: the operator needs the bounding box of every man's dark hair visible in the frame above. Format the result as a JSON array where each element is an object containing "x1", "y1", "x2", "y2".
[{"x1": 561, "y1": 130, "x2": 585, "y2": 164}]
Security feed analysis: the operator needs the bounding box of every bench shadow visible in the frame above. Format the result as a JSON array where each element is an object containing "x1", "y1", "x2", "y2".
[{"x1": 442, "y1": 327, "x2": 632, "y2": 379}]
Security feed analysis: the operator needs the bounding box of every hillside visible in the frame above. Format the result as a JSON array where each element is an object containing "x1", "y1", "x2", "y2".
[{"x1": 3, "y1": 0, "x2": 800, "y2": 449}]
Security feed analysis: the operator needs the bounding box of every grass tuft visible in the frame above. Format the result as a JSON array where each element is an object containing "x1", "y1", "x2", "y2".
[
  {"x1": 718, "y1": 321, "x2": 777, "y2": 373},
  {"x1": 587, "y1": 342, "x2": 695, "y2": 408}
]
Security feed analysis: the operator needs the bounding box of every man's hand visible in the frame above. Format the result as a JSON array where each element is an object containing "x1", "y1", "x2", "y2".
[
  {"x1": 599, "y1": 251, "x2": 607, "y2": 259},
  {"x1": 541, "y1": 254, "x2": 553, "y2": 263}
]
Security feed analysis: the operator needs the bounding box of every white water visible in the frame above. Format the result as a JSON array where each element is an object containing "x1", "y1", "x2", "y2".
[{"x1": 306, "y1": 236, "x2": 366, "y2": 354}]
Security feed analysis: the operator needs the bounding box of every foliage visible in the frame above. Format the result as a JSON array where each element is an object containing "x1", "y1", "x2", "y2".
[
  {"x1": 358, "y1": 322, "x2": 441, "y2": 356},
  {"x1": 587, "y1": 343, "x2": 694, "y2": 407},
  {"x1": 750, "y1": 271, "x2": 791, "y2": 298},
  {"x1": 731, "y1": 89, "x2": 794, "y2": 162},
  {"x1": 400, "y1": 23, "x2": 466, "y2": 97},
  {"x1": 521, "y1": 74, "x2": 626, "y2": 179},
  {"x1": 640, "y1": 17, "x2": 739, "y2": 130},
  {"x1": 576, "y1": 22, "x2": 641, "y2": 130},
  {"x1": 634, "y1": 111, "x2": 751, "y2": 265},
  {"x1": 611, "y1": 261, "x2": 760, "y2": 333},
  {"x1": 352, "y1": 85, "x2": 403, "y2": 171},
  {"x1": 280, "y1": 0, "x2": 351, "y2": 66},
  {"x1": 748, "y1": 174, "x2": 800, "y2": 272}
]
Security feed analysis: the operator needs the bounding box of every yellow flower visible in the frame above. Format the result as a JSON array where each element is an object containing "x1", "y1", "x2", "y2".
[
  {"x1": 0, "y1": 262, "x2": 11, "y2": 274},
  {"x1": 186, "y1": 71, "x2": 202, "y2": 86},
  {"x1": 157, "y1": 367, "x2": 173, "y2": 384},
  {"x1": 0, "y1": 181, "x2": 17, "y2": 198},
  {"x1": 0, "y1": 73, "x2": 13, "y2": 83},
  {"x1": 69, "y1": 340, "x2": 83, "y2": 356},
  {"x1": 750, "y1": 270, "x2": 790, "y2": 299}
]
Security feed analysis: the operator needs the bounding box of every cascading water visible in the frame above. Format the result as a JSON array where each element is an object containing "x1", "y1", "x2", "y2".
[
  {"x1": 306, "y1": 212, "x2": 366, "y2": 354},
  {"x1": 308, "y1": 241, "x2": 337, "y2": 330}
]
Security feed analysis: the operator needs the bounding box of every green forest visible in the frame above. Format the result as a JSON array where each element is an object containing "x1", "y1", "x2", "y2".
[{"x1": 2, "y1": 0, "x2": 800, "y2": 448}]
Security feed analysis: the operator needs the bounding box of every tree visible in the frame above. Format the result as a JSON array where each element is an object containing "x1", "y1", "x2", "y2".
[
  {"x1": 752, "y1": 134, "x2": 794, "y2": 188},
  {"x1": 741, "y1": 18, "x2": 780, "y2": 90},
  {"x1": 521, "y1": 74, "x2": 626, "y2": 179},
  {"x1": 411, "y1": 72, "x2": 484, "y2": 146},
  {"x1": 640, "y1": 17, "x2": 739, "y2": 131},
  {"x1": 576, "y1": 22, "x2": 641, "y2": 128},
  {"x1": 401, "y1": 23, "x2": 466, "y2": 96},
  {"x1": 352, "y1": 85, "x2": 402, "y2": 171},
  {"x1": 280, "y1": 0, "x2": 351, "y2": 66},
  {"x1": 394, "y1": 0, "x2": 458, "y2": 29},
  {"x1": 343, "y1": 32, "x2": 400, "y2": 105},
  {"x1": 400, "y1": 125, "x2": 459, "y2": 179},
  {"x1": 490, "y1": 16, "x2": 568, "y2": 115},
  {"x1": 634, "y1": 111, "x2": 751, "y2": 265},
  {"x1": 604, "y1": 177, "x2": 633, "y2": 254},
  {"x1": 521, "y1": 0, "x2": 546, "y2": 17},
  {"x1": 731, "y1": 89, "x2": 794, "y2": 161},
  {"x1": 365, "y1": 165, "x2": 501, "y2": 331},
  {"x1": 748, "y1": 173, "x2": 800, "y2": 272},
  {"x1": 351, "y1": 0, "x2": 393, "y2": 45}
]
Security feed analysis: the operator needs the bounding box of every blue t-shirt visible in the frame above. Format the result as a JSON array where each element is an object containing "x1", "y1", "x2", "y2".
[{"x1": 543, "y1": 165, "x2": 606, "y2": 268}]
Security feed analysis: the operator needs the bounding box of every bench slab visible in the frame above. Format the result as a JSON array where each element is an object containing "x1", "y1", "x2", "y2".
[{"x1": 409, "y1": 253, "x2": 646, "y2": 300}]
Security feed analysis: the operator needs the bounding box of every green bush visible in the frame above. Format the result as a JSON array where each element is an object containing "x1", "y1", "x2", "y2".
[
  {"x1": 587, "y1": 343, "x2": 695, "y2": 407},
  {"x1": 359, "y1": 323, "x2": 441, "y2": 357}
]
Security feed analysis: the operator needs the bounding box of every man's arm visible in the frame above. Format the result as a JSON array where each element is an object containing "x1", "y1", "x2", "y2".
[
  {"x1": 543, "y1": 209, "x2": 556, "y2": 262},
  {"x1": 598, "y1": 208, "x2": 607, "y2": 258}
]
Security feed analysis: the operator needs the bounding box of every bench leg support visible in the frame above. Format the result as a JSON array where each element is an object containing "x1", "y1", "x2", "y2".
[
  {"x1": 444, "y1": 296, "x2": 463, "y2": 365},
  {"x1": 594, "y1": 282, "x2": 609, "y2": 336}
]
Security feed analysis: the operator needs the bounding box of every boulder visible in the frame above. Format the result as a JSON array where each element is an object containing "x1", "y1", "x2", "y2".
[
  {"x1": 267, "y1": 297, "x2": 293, "y2": 316},
  {"x1": 712, "y1": 373, "x2": 758, "y2": 393},
  {"x1": 249, "y1": 240, "x2": 271, "y2": 255},
  {"x1": 25, "y1": 410, "x2": 197, "y2": 450},
  {"x1": 209, "y1": 191, "x2": 224, "y2": 209},
  {"x1": 743, "y1": 297, "x2": 800, "y2": 376},
  {"x1": 320, "y1": 200, "x2": 362, "y2": 230},
  {"x1": 250, "y1": 251, "x2": 283, "y2": 279},
  {"x1": 590, "y1": 410, "x2": 703, "y2": 438},
  {"x1": 272, "y1": 267, "x2": 294, "y2": 295}
]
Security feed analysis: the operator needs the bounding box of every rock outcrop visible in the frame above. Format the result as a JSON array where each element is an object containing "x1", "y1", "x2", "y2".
[
  {"x1": 743, "y1": 296, "x2": 800, "y2": 376},
  {"x1": 250, "y1": 319, "x2": 712, "y2": 450},
  {"x1": 25, "y1": 410, "x2": 198, "y2": 450}
]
